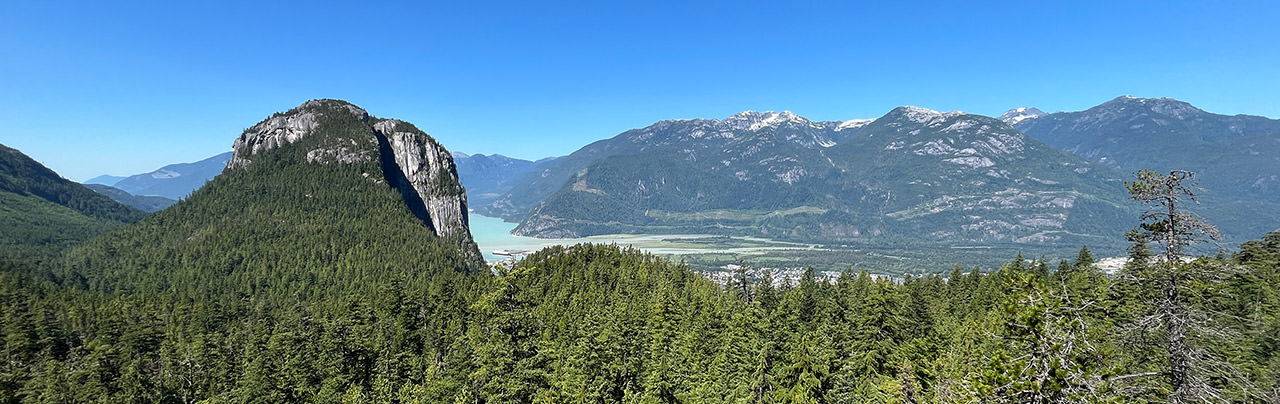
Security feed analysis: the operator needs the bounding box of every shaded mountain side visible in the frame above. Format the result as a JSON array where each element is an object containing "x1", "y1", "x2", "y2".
[{"x1": 453, "y1": 152, "x2": 559, "y2": 209}]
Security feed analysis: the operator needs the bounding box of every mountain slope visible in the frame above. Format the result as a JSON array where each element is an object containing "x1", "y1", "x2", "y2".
[
  {"x1": 478, "y1": 111, "x2": 869, "y2": 220},
  {"x1": 1013, "y1": 96, "x2": 1280, "y2": 240},
  {"x1": 0, "y1": 144, "x2": 146, "y2": 257},
  {"x1": 84, "y1": 183, "x2": 177, "y2": 212},
  {"x1": 453, "y1": 152, "x2": 559, "y2": 208},
  {"x1": 111, "y1": 151, "x2": 232, "y2": 199},
  {"x1": 507, "y1": 108, "x2": 1133, "y2": 250},
  {"x1": 63, "y1": 99, "x2": 484, "y2": 296},
  {"x1": 84, "y1": 174, "x2": 125, "y2": 186}
]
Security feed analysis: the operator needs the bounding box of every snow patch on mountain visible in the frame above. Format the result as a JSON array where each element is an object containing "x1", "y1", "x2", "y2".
[
  {"x1": 898, "y1": 106, "x2": 964, "y2": 126},
  {"x1": 836, "y1": 119, "x2": 875, "y2": 131},
  {"x1": 723, "y1": 111, "x2": 809, "y2": 131},
  {"x1": 150, "y1": 170, "x2": 181, "y2": 179},
  {"x1": 999, "y1": 107, "x2": 1047, "y2": 125}
]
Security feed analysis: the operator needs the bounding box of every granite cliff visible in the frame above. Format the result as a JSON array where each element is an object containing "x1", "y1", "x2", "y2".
[{"x1": 226, "y1": 99, "x2": 479, "y2": 261}]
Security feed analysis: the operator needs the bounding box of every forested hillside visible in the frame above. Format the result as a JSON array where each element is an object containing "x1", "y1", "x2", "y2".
[
  {"x1": 3, "y1": 232, "x2": 1278, "y2": 402},
  {"x1": 0, "y1": 144, "x2": 146, "y2": 260}
]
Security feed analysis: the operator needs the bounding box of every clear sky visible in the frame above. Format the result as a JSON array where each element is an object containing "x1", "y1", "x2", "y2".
[{"x1": 1, "y1": 0, "x2": 1277, "y2": 181}]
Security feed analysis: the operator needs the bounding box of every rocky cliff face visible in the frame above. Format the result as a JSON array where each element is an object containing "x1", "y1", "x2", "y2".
[
  {"x1": 225, "y1": 99, "x2": 476, "y2": 251},
  {"x1": 375, "y1": 120, "x2": 470, "y2": 239}
]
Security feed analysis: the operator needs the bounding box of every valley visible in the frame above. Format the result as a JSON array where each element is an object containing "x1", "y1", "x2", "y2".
[{"x1": 471, "y1": 212, "x2": 1093, "y2": 276}]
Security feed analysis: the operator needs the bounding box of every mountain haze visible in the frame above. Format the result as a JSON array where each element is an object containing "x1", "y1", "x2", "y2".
[
  {"x1": 84, "y1": 183, "x2": 177, "y2": 212},
  {"x1": 453, "y1": 152, "x2": 559, "y2": 208},
  {"x1": 84, "y1": 174, "x2": 125, "y2": 185},
  {"x1": 111, "y1": 151, "x2": 232, "y2": 199}
]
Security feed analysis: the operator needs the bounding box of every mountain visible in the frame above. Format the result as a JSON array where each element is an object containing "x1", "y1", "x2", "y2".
[
  {"x1": 111, "y1": 151, "x2": 232, "y2": 199},
  {"x1": 63, "y1": 99, "x2": 484, "y2": 293},
  {"x1": 0, "y1": 144, "x2": 146, "y2": 258},
  {"x1": 84, "y1": 183, "x2": 177, "y2": 212},
  {"x1": 84, "y1": 174, "x2": 125, "y2": 186},
  {"x1": 475, "y1": 111, "x2": 873, "y2": 220},
  {"x1": 1012, "y1": 96, "x2": 1280, "y2": 240},
  {"x1": 500, "y1": 108, "x2": 1133, "y2": 251},
  {"x1": 453, "y1": 152, "x2": 559, "y2": 208},
  {"x1": 998, "y1": 107, "x2": 1047, "y2": 125}
]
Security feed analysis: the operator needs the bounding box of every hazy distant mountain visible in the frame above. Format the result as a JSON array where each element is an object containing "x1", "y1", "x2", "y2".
[
  {"x1": 84, "y1": 174, "x2": 126, "y2": 186},
  {"x1": 0, "y1": 144, "x2": 145, "y2": 257},
  {"x1": 453, "y1": 152, "x2": 559, "y2": 209},
  {"x1": 499, "y1": 108, "x2": 1133, "y2": 251},
  {"x1": 1013, "y1": 96, "x2": 1280, "y2": 240},
  {"x1": 111, "y1": 152, "x2": 232, "y2": 199},
  {"x1": 84, "y1": 183, "x2": 177, "y2": 212}
]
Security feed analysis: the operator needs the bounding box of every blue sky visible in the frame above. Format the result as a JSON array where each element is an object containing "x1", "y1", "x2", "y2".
[{"x1": 1, "y1": 0, "x2": 1277, "y2": 181}]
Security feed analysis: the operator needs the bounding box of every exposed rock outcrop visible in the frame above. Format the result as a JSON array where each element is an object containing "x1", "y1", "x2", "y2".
[
  {"x1": 374, "y1": 119, "x2": 470, "y2": 239},
  {"x1": 224, "y1": 99, "x2": 477, "y2": 259}
]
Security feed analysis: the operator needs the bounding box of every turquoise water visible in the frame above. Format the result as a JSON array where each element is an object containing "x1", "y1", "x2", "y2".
[
  {"x1": 467, "y1": 212, "x2": 694, "y2": 262},
  {"x1": 467, "y1": 213, "x2": 568, "y2": 261},
  {"x1": 467, "y1": 212, "x2": 817, "y2": 263}
]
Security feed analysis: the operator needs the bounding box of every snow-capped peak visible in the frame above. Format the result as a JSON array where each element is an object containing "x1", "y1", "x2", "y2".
[
  {"x1": 835, "y1": 118, "x2": 875, "y2": 131},
  {"x1": 896, "y1": 106, "x2": 963, "y2": 125},
  {"x1": 998, "y1": 107, "x2": 1047, "y2": 125},
  {"x1": 723, "y1": 110, "x2": 810, "y2": 131}
]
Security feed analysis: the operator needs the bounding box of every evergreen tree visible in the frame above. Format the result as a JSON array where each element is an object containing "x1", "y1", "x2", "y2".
[{"x1": 1117, "y1": 170, "x2": 1254, "y2": 403}]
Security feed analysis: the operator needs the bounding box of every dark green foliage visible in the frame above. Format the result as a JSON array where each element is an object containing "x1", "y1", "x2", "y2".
[
  {"x1": 0, "y1": 145, "x2": 145, "y2": 260},
  {"x1": 0, "y1": 144, "x2": 145, "y2": 224},
  {"x1": 4, "y1": 235, "x2": 1280, "y2": 403}
]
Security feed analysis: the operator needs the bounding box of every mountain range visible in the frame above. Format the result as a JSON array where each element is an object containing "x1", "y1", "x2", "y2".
[
  {"x1": 478, "y1": 108, "x2": 1134, "y2": 254},
  {"x1": 466, "y1": 96, "x2": 1279, "y2": 255}
]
